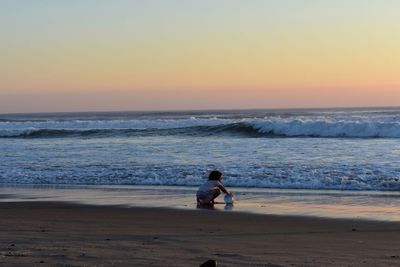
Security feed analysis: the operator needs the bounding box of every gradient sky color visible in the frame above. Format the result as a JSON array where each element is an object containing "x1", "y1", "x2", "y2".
[{"x1": 1, "y1": 0, "x2": 399, "y2": 113}]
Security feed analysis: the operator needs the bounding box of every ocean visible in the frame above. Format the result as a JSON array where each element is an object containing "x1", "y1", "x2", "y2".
[{"x1": 1, "y1": 107, "x2": 400, "y2": 220}]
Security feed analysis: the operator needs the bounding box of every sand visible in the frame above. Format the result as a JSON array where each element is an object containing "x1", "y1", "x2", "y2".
[{"x1": 1, "y1": 202, "x2": 400, "y2": 267}]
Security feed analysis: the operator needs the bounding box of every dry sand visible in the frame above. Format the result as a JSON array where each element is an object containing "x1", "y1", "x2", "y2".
[{"x1": 1, "y1": 202, "x2": 400, "y2": 267}]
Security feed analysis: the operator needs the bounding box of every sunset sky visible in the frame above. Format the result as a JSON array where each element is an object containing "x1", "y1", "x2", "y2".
[{"x1": 1, "y1": 0, "x2": 399, "y2": 113}]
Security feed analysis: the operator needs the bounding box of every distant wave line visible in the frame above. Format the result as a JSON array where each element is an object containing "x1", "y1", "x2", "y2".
[{"x1": 1, "y1": 120, "x2": 400, "y2": 138}]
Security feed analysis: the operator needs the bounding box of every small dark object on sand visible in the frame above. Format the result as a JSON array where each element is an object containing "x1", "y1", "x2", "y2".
[
  {"x1": 200, "y1": 259, "x2": 217, "y2": 267},
  {"x1": 352, "y1": 228, "x2": 357, "y2": 232}
]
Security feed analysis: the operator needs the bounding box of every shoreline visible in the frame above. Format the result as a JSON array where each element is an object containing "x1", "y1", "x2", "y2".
[
  {"x1": 2, "y1": 184, "x2": 400, "y2": 222},
  {"x1": 1, "y1": 201, "x2": 400, "y2": 266}
]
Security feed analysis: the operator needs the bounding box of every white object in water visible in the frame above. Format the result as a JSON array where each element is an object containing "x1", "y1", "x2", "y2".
[{"x1": 224, "y1": 194, "x2": 234, "y2": 204}]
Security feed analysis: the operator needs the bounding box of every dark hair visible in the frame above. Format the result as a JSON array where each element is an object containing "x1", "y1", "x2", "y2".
[{"x1": 208, "y1": 170, "x2": 222, "y2": 181}]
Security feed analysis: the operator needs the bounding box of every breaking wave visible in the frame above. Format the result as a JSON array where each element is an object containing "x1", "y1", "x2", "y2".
[{"x1": 1, "y1": 118, "x2": 400, "y2": 138}]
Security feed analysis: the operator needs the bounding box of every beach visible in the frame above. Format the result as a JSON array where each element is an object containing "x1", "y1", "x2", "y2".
[
  {"x1": 1, "y1": 202, "x2": 400, "y2": 267},
  {"x1": 1, "y1": 109, "x2": 400, "y2": 266},
  {"x1": 2, "y1": 0, "x2": 400, "y2": 265}
]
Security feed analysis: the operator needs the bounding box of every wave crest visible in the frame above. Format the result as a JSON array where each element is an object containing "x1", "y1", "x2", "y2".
[
  {"x1": 1, "y1": 118, "x2": 400, "y2": 138},
  {"x1": 251, "y1": 119, "x2": 400, "y2": 138}
]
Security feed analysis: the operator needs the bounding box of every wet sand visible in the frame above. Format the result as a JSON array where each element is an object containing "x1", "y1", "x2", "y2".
[{"x1": 1, "y1": 202, "x2": 400, "y2": 266}]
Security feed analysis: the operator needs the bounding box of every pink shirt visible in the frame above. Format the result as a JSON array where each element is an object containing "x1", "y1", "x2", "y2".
[{"x1": 197, "y1": 180, "x2": 222, "y2": 194}]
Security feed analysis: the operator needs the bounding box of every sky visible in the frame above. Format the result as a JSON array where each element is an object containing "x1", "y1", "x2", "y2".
[{"x1": 0, "y1": 0, "x2": 399, "y2": 113}]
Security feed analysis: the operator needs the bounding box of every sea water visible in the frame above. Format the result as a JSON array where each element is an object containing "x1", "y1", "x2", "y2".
[{"x1": 1, "y1": 108, "x2": 400, "y2": 220}]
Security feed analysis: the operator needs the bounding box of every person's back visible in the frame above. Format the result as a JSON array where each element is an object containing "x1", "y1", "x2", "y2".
[{"x1": 197, "y1": 180, "x2": 221, "y2": 194}]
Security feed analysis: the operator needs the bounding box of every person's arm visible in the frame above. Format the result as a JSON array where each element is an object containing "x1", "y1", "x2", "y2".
[{"x1": 217, "y1": 183, "x2": 232, "y2": 196}]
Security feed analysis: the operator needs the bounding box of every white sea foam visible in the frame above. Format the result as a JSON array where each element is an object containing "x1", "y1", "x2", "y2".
[
  {"x1": 2, "y1": 166, "x2": 399, "y2": 191},
  {"x1": 250, "y1": 118, "x2": 400, "y2": 138}
]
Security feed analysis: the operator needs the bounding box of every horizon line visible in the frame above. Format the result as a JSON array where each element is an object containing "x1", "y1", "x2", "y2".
[{"x1": 1, "y1": 105, "x2": 399, "y2": 116}]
